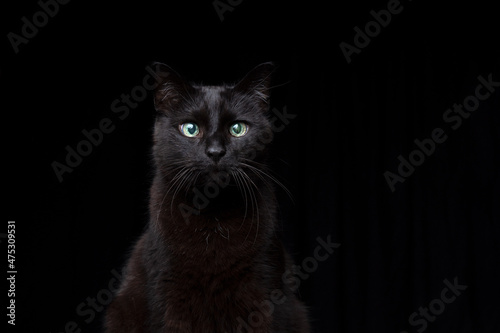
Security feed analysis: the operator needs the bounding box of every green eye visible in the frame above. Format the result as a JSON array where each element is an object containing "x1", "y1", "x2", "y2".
[
  {"x1": 179, "y1": 123, "x2": 200, "y2": 137},
  {"x1": 229, "y1": 122, "x2": 248, "y2": 137}
]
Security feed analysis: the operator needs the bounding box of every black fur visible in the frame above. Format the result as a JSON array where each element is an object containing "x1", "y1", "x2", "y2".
[{"x1": 104, "y1": 63, "x2": 310, "y2": 333}]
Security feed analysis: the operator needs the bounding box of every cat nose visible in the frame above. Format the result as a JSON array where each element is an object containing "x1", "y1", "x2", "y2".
[{"x1": 206, "y1": 144, "x2": 226, "y2": 163}]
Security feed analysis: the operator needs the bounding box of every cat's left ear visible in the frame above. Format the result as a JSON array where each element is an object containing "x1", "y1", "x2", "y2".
[
  {"x1": 152, "y1": 62, "x2": 193, "y2": 113},
  {"x1": 234, "y1": 62, "x2": 275, "y2": 107}
]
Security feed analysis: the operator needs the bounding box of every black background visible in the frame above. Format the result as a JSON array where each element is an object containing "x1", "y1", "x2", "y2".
[{"x1": 3, "y1": 0, "x2": 499, "y2": 332}]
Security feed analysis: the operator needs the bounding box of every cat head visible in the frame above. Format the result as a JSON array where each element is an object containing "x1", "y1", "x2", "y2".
[{"x1": 151, "y1": 62, "x2": 275, "y2": 183}]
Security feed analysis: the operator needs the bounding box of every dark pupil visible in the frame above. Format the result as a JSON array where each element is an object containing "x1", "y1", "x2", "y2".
[
  {"x1": 187, "y1": 124, "x2": 196, "y2": 135},
  {"x1": 233, "y1": 124, "x2": 241, "y2": 134}
]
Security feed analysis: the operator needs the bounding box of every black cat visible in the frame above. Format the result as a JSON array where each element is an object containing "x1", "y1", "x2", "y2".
[{"x1": 104, "y1": 62, "x2": 310, "y2": 333}]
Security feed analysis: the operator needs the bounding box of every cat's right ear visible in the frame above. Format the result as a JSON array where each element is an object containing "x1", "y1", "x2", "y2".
[
  {"x1": 233, "y1": 62, "x2": 275, "y2": 108},
  {"x1": 152, "y1": 63, "x2": 192, "y2": 113}
]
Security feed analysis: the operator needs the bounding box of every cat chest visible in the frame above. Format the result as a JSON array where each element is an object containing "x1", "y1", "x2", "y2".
[{"x1": 158, "y1": 272, "x2": 272, "y2": 332}]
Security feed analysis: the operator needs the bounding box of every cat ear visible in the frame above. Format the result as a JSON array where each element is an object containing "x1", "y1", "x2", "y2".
[
  {"x1": 234, "y1": 62, "x2": 275, "y2": 107},
  {"x1": 153, "y1": 63, "x2": 193, "y2": 112}
]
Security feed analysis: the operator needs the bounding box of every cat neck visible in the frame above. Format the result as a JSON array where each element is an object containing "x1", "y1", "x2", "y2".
[{"x1": 148, "y1": 174, "x2": 277, "y2": 270}]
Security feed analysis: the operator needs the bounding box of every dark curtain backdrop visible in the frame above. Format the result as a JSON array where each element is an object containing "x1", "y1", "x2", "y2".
[{"x1": 4, "y1": 1, "x2": 499, "y2": 333}]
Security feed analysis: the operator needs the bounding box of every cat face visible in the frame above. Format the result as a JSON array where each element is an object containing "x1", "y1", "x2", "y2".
[{"x1": 152, "y1": 63, "x2": 275, "y2": 183}]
